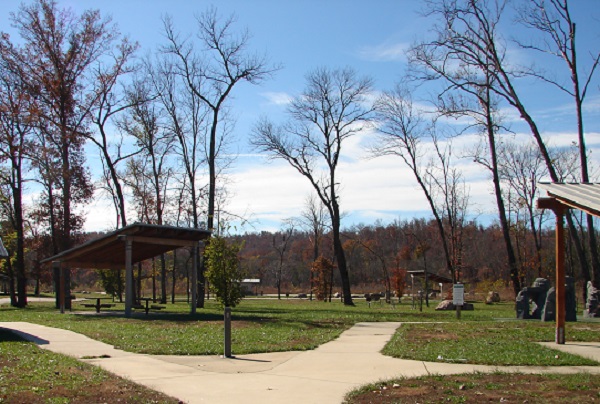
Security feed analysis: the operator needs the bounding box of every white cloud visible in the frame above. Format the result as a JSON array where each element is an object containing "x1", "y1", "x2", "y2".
[
  {"x1": 358, "y1": 42, "x2": 409, "y2": 62},
  {"x1": 260, "y1": 92, "x2": 293, "y2": 106}
]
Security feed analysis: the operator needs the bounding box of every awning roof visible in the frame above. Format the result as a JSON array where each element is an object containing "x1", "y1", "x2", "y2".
[
  {"x1": 41, "y1": 223, "x2": 211, "y2": 269},
  {"x1": 407, "y1": 270, "x2": 454, "y2": 284},
  {"x1": 538, "y1": 182, "x2": 600, "y2": 216}
]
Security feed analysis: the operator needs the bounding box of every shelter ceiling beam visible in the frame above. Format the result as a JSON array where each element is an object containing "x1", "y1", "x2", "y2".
[{"x1": 122, "y1": 235, "x2": 198, "y2": 248}]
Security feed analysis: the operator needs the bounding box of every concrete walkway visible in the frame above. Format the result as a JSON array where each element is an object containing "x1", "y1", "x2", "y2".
[
  {"x1": 0, "y1": 297, "x2": 57, "y2": 305},
  {"x1": 1, "y1": 321, "x2": 599, "y2": 404}
]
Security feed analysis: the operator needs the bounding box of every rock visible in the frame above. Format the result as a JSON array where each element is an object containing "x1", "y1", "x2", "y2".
[
  {"x1": 584, "y1": 281, "x2": 600, "y2": 318},
  {"x1": 435, "y1": 300, "x2": 474, "y2": 311},
  {"x1": 542, "y1": 287, "x2": 556, "y2": 321},
  {"x1": 486, "y1": 291, "x2": 500, "y2": 304},
  {"x1": 436, "y1": 300, "x2": 454, "y2": 310},
  {"x1": 516, "y1": 288, "x2": 530, "y2": 319}
]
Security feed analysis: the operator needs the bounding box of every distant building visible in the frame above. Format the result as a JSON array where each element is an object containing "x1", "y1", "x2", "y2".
[{"x1": 241, "y1": 279, "x2": 261, "y2": 295}]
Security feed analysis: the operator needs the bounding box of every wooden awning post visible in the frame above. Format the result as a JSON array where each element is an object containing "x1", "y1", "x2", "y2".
[
  {"x1": 124, "y1": 237, "x2": 133, "y2": 317},
  {"x1": 538, "y1": 197, "x2": 566, "y2": 344}
]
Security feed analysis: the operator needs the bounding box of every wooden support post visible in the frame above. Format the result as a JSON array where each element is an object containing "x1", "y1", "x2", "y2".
[
  {"x1": 125, "y1": 238, "x2": 133, "y2": 317},
  {"x1": 191, "y1": 243, "x2": 198, "y2": 315},
  {"x1": 538, "y1": 197, "x2": 566, "y2": 344},
  {"x1": 555, "y1": 206, "x2": 566, "y2": 344},
  {"x1": 53, "y1": 261, "x2": 64, "y2": 314}
]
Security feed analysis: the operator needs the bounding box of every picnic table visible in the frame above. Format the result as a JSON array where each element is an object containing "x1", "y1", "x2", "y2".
[
  {"x1": 82, "y1": 297, "x2": 115, "y2": 313},
  {"x1": 134, "y1": 298, "x2": 165, "y2": 315}
]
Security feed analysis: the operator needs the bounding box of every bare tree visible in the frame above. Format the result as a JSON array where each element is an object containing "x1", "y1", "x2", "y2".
[
  {"x1": 122, "y1": 80, "x2": 175, "y2": 304},
  {"x1": 409, "y1": 0, "x2": 591, "y2": 296},
  {"x1": 272, "y1": 221, "x2": 294, "y2": 299},
  {"x1": 87, "y1": 38, "x2": 140, "y2": 228},
  {"x1": 160, "y1": 8, "x2": 276, "y2": 307},
  {"x1": 299, "y1": 195, "x2": 328, "y2": 300},
  {"x1": 253, "y1": 67, "x2": 374, "y2": 305},
  {"x1": 498, "y1": 140, "x2": 549, "y2": 280},
  {"x1": 373, "y1": 87, "x2": 462, "y2": 283},
  {"x1": 517, "y1": 0, "x2": 600, "y2": 288},
  {"x1": 428, "y1": 134, "x2": 470, "y2": 282}
]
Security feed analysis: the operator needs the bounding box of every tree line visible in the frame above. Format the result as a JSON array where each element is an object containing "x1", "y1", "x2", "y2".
[{"x1": 1, "y1": 0, "x2": 599, "y2": 307}]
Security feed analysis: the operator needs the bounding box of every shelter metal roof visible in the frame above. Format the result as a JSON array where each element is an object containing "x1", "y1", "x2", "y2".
[
  {"x1": 538, "y1": 182, "x2": 600, "y2": 217},
  {"x1": 407, "y1": 270, "x2": 453, "y2": 284},
  {"x1": 41, "y1": 224, "x2": 211, "y2": 270}
]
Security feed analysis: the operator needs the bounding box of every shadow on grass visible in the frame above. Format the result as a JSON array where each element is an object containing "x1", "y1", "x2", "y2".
[{"x1": 0, "y1": 328, "x2": 49, "y2": 345}]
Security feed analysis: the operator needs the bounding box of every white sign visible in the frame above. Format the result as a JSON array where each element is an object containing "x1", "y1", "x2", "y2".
[{"x1": 453, "y1": 284, "x2": 464, "y2": 306}]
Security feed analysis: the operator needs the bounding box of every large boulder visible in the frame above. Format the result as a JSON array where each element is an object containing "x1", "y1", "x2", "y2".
[
  {"x1": 516, "y1": 288, "x2": 530, "y2": 319},
  {"x1": 584, "y1": 281, "x2": 600, "y2": 318},
  {"x1": 542, "y1": 287, "x2": 556, "y2": 322}
]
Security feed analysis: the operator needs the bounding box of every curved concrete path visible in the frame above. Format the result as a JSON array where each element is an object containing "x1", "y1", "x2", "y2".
[{"x1": 1, "y1": 321, "x2": 599, "y2": 403}]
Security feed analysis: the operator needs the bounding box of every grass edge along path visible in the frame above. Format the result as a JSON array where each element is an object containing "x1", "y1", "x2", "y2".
[
  {"x1": 1, "y1": 299, "x2": 599, "y2": 365},
  {"x1": 344, "y1": 371, "x2": 600, "y2": 403},
  {"x1": 382, "y1": 321, "x2": 600, "y2": 366},
  {"x1": 0, "y1": 329, "x2": 180, "y2": 403}
]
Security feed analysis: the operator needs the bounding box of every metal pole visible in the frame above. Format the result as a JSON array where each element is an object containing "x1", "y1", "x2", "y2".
[{"x1": 224, "y1": 306, "x2": 232, "y2": 358}]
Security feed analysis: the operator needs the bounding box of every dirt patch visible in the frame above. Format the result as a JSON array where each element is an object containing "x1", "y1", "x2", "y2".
[
  {"x1": 347, "y1": 373, "x2": 600, "y2": 403},
  {"x1": 413, "y1": 331, "x2": 460, "y2": 341}
]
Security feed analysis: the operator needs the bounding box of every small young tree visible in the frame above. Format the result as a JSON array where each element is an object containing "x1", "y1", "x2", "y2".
[
  {"x1": 311, "y1": 256, "x2": 335, "y2": 302},
  {"x1": 204, "y1": 235, "x2": 244, "y2": 358},
  {"x1": 390, "y1": 266, "x2": 407, "y2": 300},
  {"x1": 205, "y1": 236, "x2": 244, "y2": 308}
]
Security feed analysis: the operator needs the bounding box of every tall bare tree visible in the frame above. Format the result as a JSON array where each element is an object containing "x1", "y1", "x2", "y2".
[
  {"x1": 498, "y1": 140, "x2": 549, "y2": 279},
  {"x1": 160, "y1": 8, "x2": 275, "y2": 307},
  {"x1": 373, "y1": 87, "x2": 462, "y2": 282},
  {"x1": 272, "y1": 221, "x2": 294, "y2": 300},
  {"x1": 253, "y1": 67, "x2": 374, "y2": 305},
  {"x1": 517, "y1": 0, "x2": 600, "y2": 288},
  {"x1": 88, "y1": 39, "x2": 140, "y2": 228},
  {"x1": 122, "y1": 80, "x2": 175, "y2": 304},
  {"x1": 409, "y1": 0, "x2": 590, "y2": 296}
]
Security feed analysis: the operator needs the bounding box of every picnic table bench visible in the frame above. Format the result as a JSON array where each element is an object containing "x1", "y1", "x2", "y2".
[
  {"x1": 82, "y1": 297, "x2": 115, "y2": 313},
  {"x1": 134, "y1": 298, "x2": 165, "y2": 315}
]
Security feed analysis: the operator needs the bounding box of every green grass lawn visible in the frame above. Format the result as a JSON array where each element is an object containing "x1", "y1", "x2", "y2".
[
  {"x1": 382, "y1": 321, "x2": 599, "y2": 366},
  {"x1": 0, "y1": 329, "x2": 179, "y2": 403},
  {"x1": 1, "y1": 297, "x2": 599, "y2": 364}
]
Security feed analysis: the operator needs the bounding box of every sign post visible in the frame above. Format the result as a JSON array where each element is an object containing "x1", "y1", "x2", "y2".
[{"x1": 453, "y1": 283, "x2": 464, "y2": 320}]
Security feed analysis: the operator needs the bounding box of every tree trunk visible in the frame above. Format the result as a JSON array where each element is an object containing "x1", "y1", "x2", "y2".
[
  {"x1": 332, "y1": 214, "x2": 352, "y2": 305},
  {"x1": 13, "y1": 169, "x2": 27, "y2": 308},
  {"x1": 483, "y1": 92, "x2": 521, "y2": 297}
]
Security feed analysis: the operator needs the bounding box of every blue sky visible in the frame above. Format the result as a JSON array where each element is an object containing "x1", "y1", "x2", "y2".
[{"x1": 2, "y1": 0, "x2": 600, "y2": 233}]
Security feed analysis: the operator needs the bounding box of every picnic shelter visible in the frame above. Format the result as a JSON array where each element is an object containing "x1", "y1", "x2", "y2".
[{"x1": 41, "y1": 223, "x2": 211, "y2": 317}]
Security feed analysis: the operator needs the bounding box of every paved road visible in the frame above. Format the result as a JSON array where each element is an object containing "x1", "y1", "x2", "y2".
[{"x1": 0, "y1": 321, "x2": 599, "y2": 403}]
